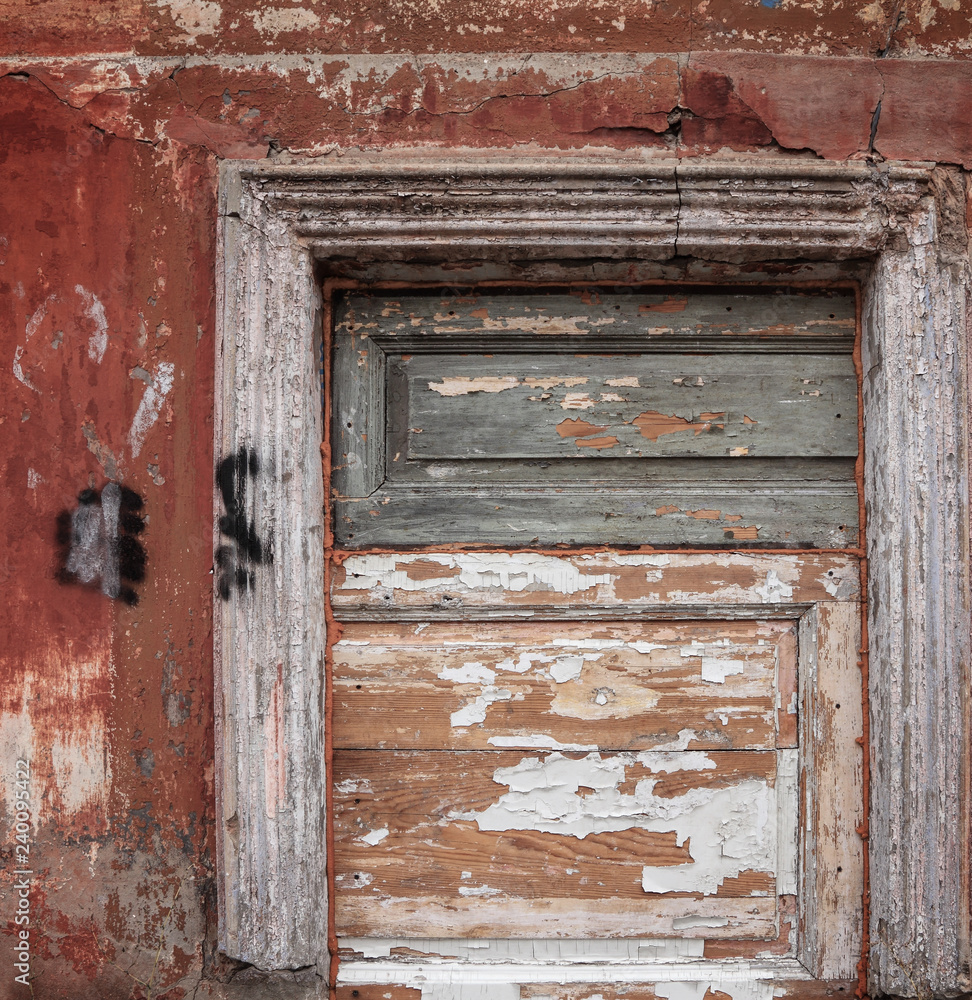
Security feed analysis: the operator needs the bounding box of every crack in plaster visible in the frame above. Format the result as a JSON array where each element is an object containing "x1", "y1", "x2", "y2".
[{"x1": 336, "y1": 70, "x2": 619, "y2": 122}]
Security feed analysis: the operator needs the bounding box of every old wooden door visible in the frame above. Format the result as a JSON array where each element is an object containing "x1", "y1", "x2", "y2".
[{"x1": 327, "y1": 288, "x2": 863, "y2": 998}]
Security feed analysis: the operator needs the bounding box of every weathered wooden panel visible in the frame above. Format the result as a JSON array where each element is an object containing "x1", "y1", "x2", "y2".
[
  {"x1": 333, "y1": 749, "x2": 791, "y2": 939},
  {"x1": 335, "y1": 486, "x2": 859, "y2": 548},
  {"x1": 798, "y1": 602, "x2": 864, "y2": 979},
  {"x1": 331, "y1": 290, "x2": 859, "y2": 547},
  {"x1": 399, "y1": 353, "x2": 856, "y2": 460},
  {"x1": 333, "y1": 620, "x2": 795, "y2": 751},
  {"x1": 331, "y1": 551, "x2": 861, "y2": 617}
]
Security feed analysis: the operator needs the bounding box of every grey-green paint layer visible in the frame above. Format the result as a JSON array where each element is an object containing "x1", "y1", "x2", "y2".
[{"x1": 332, "y1": 290, "x2": 859, "y2": 546}]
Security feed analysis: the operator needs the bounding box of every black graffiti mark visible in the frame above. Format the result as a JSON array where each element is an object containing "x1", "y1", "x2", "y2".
[
  {"x1": 56, "y1": 483, "x2": 146, "y2": 605},
  {"x1": 215, "y1": 447, "x2": 272, "y2": 601}
]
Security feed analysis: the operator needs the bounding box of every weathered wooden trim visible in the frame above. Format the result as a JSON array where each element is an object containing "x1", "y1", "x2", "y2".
[
  {"x1": 216, "y1": 152, "x2": 970, "y2": 992},
  {"x1": 797, "y1": 603, "x2": 864, "y2": 979},
  {"x1": 862, "y1": 169, "x2": 972, "y2": 997},
  {"x1": 216, "y1": 162, "x2": 328, "y2": 967}
]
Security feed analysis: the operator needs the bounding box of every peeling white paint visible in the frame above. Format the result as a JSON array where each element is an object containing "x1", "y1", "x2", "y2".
[
  {"x1": 487, "y1": 735, "x2": 598, "y2": 751},
  {"x1": 336, "y1": 871, "x2": 374, "y2": 888},
  {"x1": 340, "y1": 553, "x2": 613, "y2": 596},
  {"x1": 701, "y1": 656, "x2": 745, "y2": 683},
  {"x1": 360, "y1": 827, "x2": 389, "y2": 846},
  {"x1": 449, "y1": 751, "x2": 784, "y2": 899},
  {"x1": 754, "y1": 569, "x2": 794, "y2": 603},
  {"x1": 671, "y1": 915, "x2": 730, "y2": 930},
  {"x1": 12, "y1": 344, "x2": 37, "y2": 390},
  {"x1": 340, "y1": 936, "x2": 706, "y2": 961},
  {"x1": 548, "y1": 655, "x2": 585, "y2": 683},
  {"x1": 457, "y1": 884, "x2": 502, "y2": 897},
  {"x1": 128, "y1": 361, "x2": 174, "y2": 457},
  {"x1": 451, "y1": 687, "x2": 512, "y2": 727},
  {"x1": 75, "y1": 285, "x2": 108, "y2": 363},
  {"x1": 439, "y1": 661, "x2": 496, "y2": 685},
  {"x1": 335, "y1": 777, "x2": 373, "y2": 794},
  {"x1": 653, "y1": 728, "x2": 700, "y2": 751}
]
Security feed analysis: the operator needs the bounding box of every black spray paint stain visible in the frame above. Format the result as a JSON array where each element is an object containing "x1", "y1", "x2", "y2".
[
  {"x1": 215, "y1": 447, "x2": 272, "y2": 601},
  {"x1": 57, "y1": 483, "x2": 146, "y2": 605}
]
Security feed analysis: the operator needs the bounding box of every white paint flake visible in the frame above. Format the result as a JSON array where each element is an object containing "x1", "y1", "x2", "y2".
[
  {"x1": 438, "y1": 661, "x2": 496, "y2": 685},
  {"x1": 359, "y1": 827, "x2": 389, "y2": 846},
  {"x1": 754, "y1": 569, "x2": 795, "y2": 603},
  {"x1": 487, "y1": 735, "x2": 598, "y2": 751},
  {"x1": 549, "y1": 655, "x2": 585, "y2": 683},
  {"x1": 450, "y1": 687, "x2": 512, "y2": 727},
  {"x1": 129, "y1": 361, "x2": 174, "y2": 457},
  {"x1": 653, "y1": 728, "x2": 700, "y2": 751},
  {"x1": 75, "y1": 285, "x2": 108, "y2": 363},
  {"x1": 457, "y1": 884, "x2": 502, "y2": 897},
  {"x1": 701, "y1": 657, "x2": 745, "y2": 684}
]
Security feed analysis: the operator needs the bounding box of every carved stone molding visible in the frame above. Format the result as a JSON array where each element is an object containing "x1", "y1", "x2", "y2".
[{"x1": 216, "y1": 151, "x2": 970, "y2": 995}]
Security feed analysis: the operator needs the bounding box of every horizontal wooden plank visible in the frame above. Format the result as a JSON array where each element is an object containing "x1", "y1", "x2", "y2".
[
  {"x1": 399, "y1": 354, "x2": 857, "y2": 461},
  {"x1": 335, "y1": 895, "x2": 780, "y2": 941},
  {"x1": 331, "y1": 552, "x2": 861, "y2": 614},
  {"x1": 337, "y1": 290, "x2": 856, "y2": 347},
  {"x1": 333, "y1": 620, "x2": 795, "y2": 751},
  {"x1": 333, "y1": 749, "x2": 789, "y2": 939},
  {"x1": 335, "y1": 486, "x2": 859, "y2": 548}
]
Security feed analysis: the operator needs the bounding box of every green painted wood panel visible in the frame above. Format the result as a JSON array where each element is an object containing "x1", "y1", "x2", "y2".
[{"x1": 330, "y1": 289, "x2": 859, "y2": 547}]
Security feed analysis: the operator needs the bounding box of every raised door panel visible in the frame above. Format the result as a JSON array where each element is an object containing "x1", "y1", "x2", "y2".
[{"x1": 331, "y1": 289, "x2": 859, "y2": 547}]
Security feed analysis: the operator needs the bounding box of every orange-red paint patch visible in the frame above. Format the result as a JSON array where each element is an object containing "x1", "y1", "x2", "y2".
[{"x1": 632, "y1": 410, "x2": 725, "y2": 441}]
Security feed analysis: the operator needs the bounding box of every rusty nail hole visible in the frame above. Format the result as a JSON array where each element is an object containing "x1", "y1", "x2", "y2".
[
  {"x1": 354, "y1": 874, "x2": 360, "y2": 880},
  {"x1": 829, "y1": 313, "x2": 836, "y2": 319},
  {"x1": 355, "y1": 798, "x2": 361, "y2": 804},
  {"x1": 835, "y1": 703, "x2": 841, "y2": 709},
  {"x1": 828, "y1": 570, "x2": 834, "y2": 576},
  {"x1": 356, "y1": 684, "x2": 362, "y2": 689}
]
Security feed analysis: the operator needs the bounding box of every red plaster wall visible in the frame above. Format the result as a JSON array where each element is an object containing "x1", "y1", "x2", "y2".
[{"x1": 1, "y1": 0, "x2": 971, "y2": 996}]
